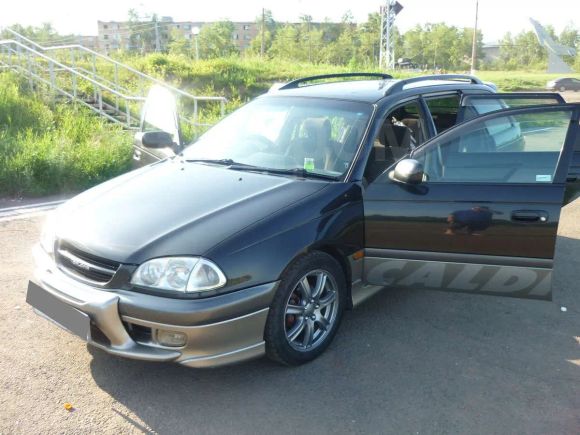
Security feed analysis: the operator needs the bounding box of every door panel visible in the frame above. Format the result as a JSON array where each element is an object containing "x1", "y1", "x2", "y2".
[
  {"x1": 363, "y1": 104, "x2": 580, "y2": 300},
  {"x1": 364, "y1": 255, "x2": 551, "y2": 300}
]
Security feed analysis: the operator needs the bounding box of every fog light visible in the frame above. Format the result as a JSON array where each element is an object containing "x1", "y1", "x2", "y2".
[{"x1": 156, "y1": 329, "x2": 187, "y2": 347}]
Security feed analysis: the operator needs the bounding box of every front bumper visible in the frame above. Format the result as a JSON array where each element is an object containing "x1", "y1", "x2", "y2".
[{"x1": 28, "y1": 245, "x2": 278, "y2": 368}]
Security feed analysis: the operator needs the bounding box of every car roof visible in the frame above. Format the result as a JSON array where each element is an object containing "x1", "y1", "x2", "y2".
[{"x1": 266, "y1": 76, "x2": 495, "y2": 104}]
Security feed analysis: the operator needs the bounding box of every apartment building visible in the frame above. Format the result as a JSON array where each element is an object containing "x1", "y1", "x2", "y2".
[{"x1": 97, "y1": 17, "x2": 258, "y2": 53}]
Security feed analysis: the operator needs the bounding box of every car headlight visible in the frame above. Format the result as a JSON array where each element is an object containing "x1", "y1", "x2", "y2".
[
  {"x1": 131, "y1": 257, "x2": 227, "y2": 293},
  {"x1": 40, "y1": 212, "x2": 56, "y2": 255}
]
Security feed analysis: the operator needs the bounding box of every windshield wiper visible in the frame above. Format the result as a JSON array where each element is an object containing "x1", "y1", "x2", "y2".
[
  {"x1": 185, "y1": 158, "x2": 236, "y2": 165},
  {"x1": 231, "y1": 166, "x2": 338, "y2": 180},
  {"x1": 185, "y1": 159, "x2": 337, "y2": 180}
]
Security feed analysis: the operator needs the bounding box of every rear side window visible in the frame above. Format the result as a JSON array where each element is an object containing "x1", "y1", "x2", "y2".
[
  {"x1": 413, "y1": 109, "x2": 574, "y2": 184},
  {"x1": 460, "y1": 96, "x2": 563, "y2": 122},
  {"x1": 425, "y1": 95, "x2": 460, "y2": 133}
]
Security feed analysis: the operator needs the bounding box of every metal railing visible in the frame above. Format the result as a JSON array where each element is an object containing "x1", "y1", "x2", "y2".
[{"x1": 0, "y1": 28, "x2": 227, "y2": 131}]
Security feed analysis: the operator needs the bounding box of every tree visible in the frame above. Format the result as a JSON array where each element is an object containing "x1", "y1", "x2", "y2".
[
  {"x1": 1, "y1": 23, "x2": 74, "y2": 45},
  {"x1": 248, "y1": 9, "x2": 277, "y2": 55},
  {"x1": 168, "y1": 28, "x2": 191, "y2": 57},
  {"x1": 400, "y1": 23, "x2": 482, "y2": 70},
  {"x1": 559, "y1": 25, "x2": 579, "y2": 68},
  {"x1": 127, "y1": 9, "x2": 158, "y2": 53},
  {"x1": 269, "y1": 25, "x2": 303, "y2": 61},
  {"x1": 198, "y1": 21, "x2": 238, "y2": 59},
  {"x1": 498, "y1": 30, "x2": 546, "y2": 70}
]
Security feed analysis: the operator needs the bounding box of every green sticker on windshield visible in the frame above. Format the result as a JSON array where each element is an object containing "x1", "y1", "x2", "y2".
[{"x1": 303, "y1": 158, "x2": 315, "y2": 171}]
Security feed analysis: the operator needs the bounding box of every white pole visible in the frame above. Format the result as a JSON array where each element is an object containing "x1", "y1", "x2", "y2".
[{"x1": 470, "y1": 0, "x2": 479, "y2": 74}]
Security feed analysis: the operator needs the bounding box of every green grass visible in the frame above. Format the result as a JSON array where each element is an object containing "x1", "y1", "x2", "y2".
[
  {"x1": 475, "y1": 71, "x2": 580, "y2": 91},
  {"x1": 120, "y1": 54, "x2": 580, "y2": 95},
  {"x1": 0, "y1": 73, "x2": 132, "y2": 197}
]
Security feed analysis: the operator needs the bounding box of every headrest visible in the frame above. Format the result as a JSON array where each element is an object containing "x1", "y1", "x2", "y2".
[
  {"x1": 303, "y1": 118, "x2": 331, "y2": 146},
  {"x1": 379, "y1": 122, "x2": 411, "y2": 148}
]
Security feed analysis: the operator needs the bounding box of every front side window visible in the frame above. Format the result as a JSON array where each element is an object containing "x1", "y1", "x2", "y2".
[
  {"x1": 183, "y1": 97, "x2": 373, "y2": 178},
  {"x1": 364, "y1": 100, "x2": 426, "y2": 183},
  {"x1": 413, "y1": 109, "x2": 573, "y2": 184}
]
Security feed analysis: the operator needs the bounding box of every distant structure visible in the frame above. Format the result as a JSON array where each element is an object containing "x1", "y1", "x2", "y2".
[
  {"x1": 379, "y1": 0, "x2": 403, "y2": 70},
  {"x1": 529, "y1": 18, "x2": 576, "y2": 73},
  {"x1": 97, "y1": 17, "x2": 258, "y2": 54}
]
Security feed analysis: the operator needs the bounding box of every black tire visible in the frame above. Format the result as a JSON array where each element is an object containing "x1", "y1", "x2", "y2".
[{"x1": 264, "y1": 251, "x2": 346, "y2": 366}]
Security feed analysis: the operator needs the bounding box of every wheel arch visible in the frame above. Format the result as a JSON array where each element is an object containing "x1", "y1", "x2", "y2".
[{"x1": 313, "y1": 245, "x2": 353, "y2": 309}]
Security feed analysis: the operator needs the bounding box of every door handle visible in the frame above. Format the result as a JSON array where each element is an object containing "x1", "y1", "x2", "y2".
[{"x1": 511, "y1": 210, "x2": 548, "y2": 223}]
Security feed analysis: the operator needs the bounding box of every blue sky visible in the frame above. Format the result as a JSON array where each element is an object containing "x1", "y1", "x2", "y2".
[{"x1": 1, "y1": 0, "x2": 577, "y2": 42}]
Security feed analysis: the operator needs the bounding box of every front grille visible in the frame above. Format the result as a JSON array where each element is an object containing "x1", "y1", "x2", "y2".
[{"x1": 56, "y1": 242, "x2": 120, "y2": 285}]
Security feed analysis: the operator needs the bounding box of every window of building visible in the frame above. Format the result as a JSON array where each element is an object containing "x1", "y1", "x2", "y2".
[
  {"x1": 103, "y1": 24, "x2": 108, "y2": 29},
  {"x1": 244, "y1": 34, "x2": 251, "y2": 40},
  {"x1": 233, "y1": 33, "x2": 239, "y2": 40},
  {"x1": 243, "y1": 24, "x2": 250, "y2": 30},
  {"x1": 103, "y1": 35, "x2": 109, "y2": 40}
]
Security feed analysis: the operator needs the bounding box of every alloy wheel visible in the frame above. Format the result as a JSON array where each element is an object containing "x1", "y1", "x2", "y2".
[{"x1": 283, "y1": 269, "x2": 339, "y2": 351}]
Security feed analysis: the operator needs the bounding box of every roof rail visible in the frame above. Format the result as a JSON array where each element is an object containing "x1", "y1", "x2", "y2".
[
  {"x1": 278, "y1": 73, "x2": 393, "y2": 90},
  {"x1": 385, "y1": 74, "x2": 484, "y2": 96}
]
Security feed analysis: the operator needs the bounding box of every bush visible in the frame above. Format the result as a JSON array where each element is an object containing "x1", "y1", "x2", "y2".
[{"x1": 0, "y1": 73, "x2": 132, "y2": 197}]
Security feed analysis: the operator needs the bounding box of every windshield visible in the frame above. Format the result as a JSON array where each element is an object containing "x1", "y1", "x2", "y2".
[{"x1": 182, "y1": 97, "x2": 373, "y2": 178}]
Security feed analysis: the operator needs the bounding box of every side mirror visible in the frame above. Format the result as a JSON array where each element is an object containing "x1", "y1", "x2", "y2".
[
  {"x1": 134, "y1": 131, "x2": 176, "y2": 150},
  {"x1": 389, "y1": 158, "x2": 424, "y2": 185}
]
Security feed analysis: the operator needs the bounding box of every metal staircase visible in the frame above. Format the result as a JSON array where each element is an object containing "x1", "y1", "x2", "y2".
[{"x1": 0, "y1": 28, "x2": 226, "y2": 131}]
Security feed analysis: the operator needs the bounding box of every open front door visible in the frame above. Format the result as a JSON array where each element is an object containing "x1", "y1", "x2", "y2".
[
  {"x1": 363, "y1": 104, "x2": 580, "y2": 300},
  {"x1": 133, "y1": 85, "x2": 181, "y2": 167}
]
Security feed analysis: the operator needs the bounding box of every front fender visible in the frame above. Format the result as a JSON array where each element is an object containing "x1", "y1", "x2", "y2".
[{"x1": 205, "y1": 183, "x2": 364, "y2": 293}]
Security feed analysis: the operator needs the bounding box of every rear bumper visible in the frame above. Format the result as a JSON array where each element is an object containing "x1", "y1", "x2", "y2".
[{"x1": 28, "y1": 245, "x2": 278, "y2": 368}]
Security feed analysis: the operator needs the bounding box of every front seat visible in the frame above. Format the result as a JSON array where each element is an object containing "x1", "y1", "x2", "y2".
[{"x1": 378, "y1": 122, "x2": 414, "y2": 161}]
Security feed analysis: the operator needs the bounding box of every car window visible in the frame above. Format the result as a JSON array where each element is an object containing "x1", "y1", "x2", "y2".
[
  {"x1": 412, "y1": 109, "x2": 573, "y2": 184},
  {"x1": 183, "y1": 97, "x2": 373, "y2": 177},
  {"x1": 364, "y1": 100, "x2": 426, "y2": 183},
  {"x1": 425, "y1": 95, "x2": 460, "y2": 133},
  {"x1": 460, "y1": 96, "x2": 562, "y2": 122}
]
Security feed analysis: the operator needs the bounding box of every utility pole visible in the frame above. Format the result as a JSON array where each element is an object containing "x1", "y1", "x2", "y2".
[
  {"x1": 308, "y1": 19, "x2": 312, "y2": 63},
  {"x1": 379, "y1": 1, "x2": 403, "y2": 71},
  {"x1": 470, "y1": 0, "x2": 479, "y2": 74},
  {"x1": 260, "y1": 8, "x2": 265, "y2": 57},
  {"x1": 154, "y1": 17, "x2": 161, "y2": 52}
]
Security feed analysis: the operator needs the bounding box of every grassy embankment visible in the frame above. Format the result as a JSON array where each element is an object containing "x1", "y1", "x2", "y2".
[{"x1": 0, "y1": 73, "x2": 132, "y2": 197}]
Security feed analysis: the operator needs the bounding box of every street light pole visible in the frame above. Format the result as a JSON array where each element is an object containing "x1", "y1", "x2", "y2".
[{"x1": 470, "y1": 0, "x2": 479, "y2": 74}]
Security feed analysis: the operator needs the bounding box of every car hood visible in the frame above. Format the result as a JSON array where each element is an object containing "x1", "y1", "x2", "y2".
[{"x1": 54, "y1": 160, "x2": 328, "y2": 263}]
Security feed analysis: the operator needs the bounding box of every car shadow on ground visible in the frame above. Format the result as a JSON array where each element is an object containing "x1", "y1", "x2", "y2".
[{"x1": 88, "y1": 240, "x2": 580, "y2": 434}]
